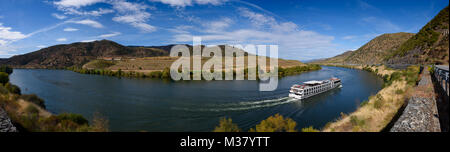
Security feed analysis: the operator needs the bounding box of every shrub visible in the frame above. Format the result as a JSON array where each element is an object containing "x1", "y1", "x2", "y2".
[
  {"x1": 90, "y1": 60, "x2": 115, "y2": 69},
  {"x1": 24, "y1": 105, "x2": 39, "y2": 115},
  {"x1": 5, "y1": 83, "x2": 21, "y2": 95},
  {"x1": 301, "y1": 126, "x2": 320, "y2": 132},
  {"x1": 360, "y1": 100, "x2": 369, "y2": 107},
  {"x1": 350, "y1": 116, "x2": 365, "y2": 127},
  {"x1": 373, "y1": 94, "x2": 384, "y2": 109},
  {"x1": 0, "y1": 85, "x2": 8, "y2": 94},
  {"x1": 249, "y1": 114, "x2": 297, "y2": 132},
  {"x1": 161, "y1": 67, "x2": 170, "y2": 79},
  {"x1": 90, "y1": 112, "x2": 109, "y2": 132},
  {"x1": 55, "y1": 113, "x2": 89, "y2": 125},
  {"x1": 395, "y1": 89, "x2": 404, "y2": 94},
  {"x1": 0, "y1": 65, "x2": 13, "y2": 75},
  {"x1": 213, "y1": 117, "x2": 241, "y2": 132},
  {"x1": 20, "y1": 94, "x2": 46, "y2": 109},
  {"x1": 0, "y1": 72, "x2": 9, "y2": 85}
]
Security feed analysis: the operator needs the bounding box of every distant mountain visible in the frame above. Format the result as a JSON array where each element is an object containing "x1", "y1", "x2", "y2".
[
  {"x1": 312, "y1": 32, "x2": 414, "y2": 65},
  {"x1": 386, "y1": 6, "x2": 449, "y2": 65},
  {"x1": 0, "y1": 40, "x2": 259, "y2": 69},
  {"x1": 0, "y1": 40, "x2": 172, "y2": 68}
]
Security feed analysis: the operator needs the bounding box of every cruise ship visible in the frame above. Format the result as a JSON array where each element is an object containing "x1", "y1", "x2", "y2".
[{"x1": 289, "y1": 78, "x2": 342, "y2": 99}]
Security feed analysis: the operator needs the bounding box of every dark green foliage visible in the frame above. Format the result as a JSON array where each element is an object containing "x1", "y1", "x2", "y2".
[
  {"x1": 25, "y1": 105, "x2": 40, "y2": 115},
  {"x1": 278, "y1": 64, "x2": 321, "y2": 77},
  {"x1": 90, "y1": 60, "x2": 116, "y2": 69},
  {"x1": 5, "y1": 82, "x2": 21, "y2": 95},
  {"x1": 69, "y1": 64, "x2": 321, "y2": 80},
  {"x1": 360, "y1": 100, "x2": 369, "y2": 107},
  {"x1": 301, "y1": 126, "x2": 320, "y2": 132},
  {"x1": 388, "y1": 6, "x2": 449, "y2": 58},
  {"x1": 350, "y1": 116, "x2": 365, "y2": 127},
  {"x1": 0, "y1": 65, "x2": 13, "y2": 75},
  {"x1": 161, "y1": 67, "x2": 171, "y2": 79},
  {"x1": 55, "y1": 113, "x2": 89, "y2": 125},
  {"x1": 0, "y1": 72, "x2": 9, "y2": 84},
  {"x1": 382, "y1": 66, "x2": 420, "y2": 87},
  {"x1": 0, "y1": 85, "x2": 9, "y2": 94},
  {"x1": 20, "y1": 94, "x2": 46, "y2": 109}
]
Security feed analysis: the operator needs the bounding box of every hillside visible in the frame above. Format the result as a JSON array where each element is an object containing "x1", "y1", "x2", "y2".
[
  {"x1": 347, "y1": 32, "x2": 415, "y2": 64},
  {"x1": 386, "y1": 6, "x2": 449, "y2": 65},
  {"x1": 0, "y1": 40, "x2": 306, "y2": 71},
  {"x1": 0, "y1": 40, "x2": 170, "y2": 69},
  {"x1": 313, "y1": 32, "x2": 414, "y2": 65},
  {"x1": 312, "y1": 50, "x2": 354, "y2": 64}
]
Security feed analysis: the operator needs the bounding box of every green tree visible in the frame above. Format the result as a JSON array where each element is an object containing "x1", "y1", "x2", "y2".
[
  {"x1": 5, "y1": 82, "x2": 21, "y2": 95},
  {"x1": 161, "y1": 67, "x2": 170, "y2": 79},
  {"x1": 249, "y1": 113, "x2": 297, "y2": 132},
  {"x1": 213, "y1": 117, "x2": 241, "y2": 132},
  {"x1": 301, "y1": 126, "x2": 320, "y2": 132},
  {"x1": 0, "y1": 72, "x2": 9, "y2": 85},
  {"x1": 0, "y1": 65, "x2": 13, "y2": 75}
]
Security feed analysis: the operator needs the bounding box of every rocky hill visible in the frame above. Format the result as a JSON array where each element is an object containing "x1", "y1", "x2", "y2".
[
  {"x1": 347, "y1": 32, "x2": 415, "y2": 64},
  {"x1": 386, "y1": 6, "x2": 449, "y2": 65},
  {"x1": 312, "y1": 32, "x2": 414, "y2": 65},
  {"x1": 0, "y1": 40, "x2": 171, "y2": 68}
]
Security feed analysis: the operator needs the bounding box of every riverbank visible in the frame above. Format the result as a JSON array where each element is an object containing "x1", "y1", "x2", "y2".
[
  {"x1": 67, "y1": 64, "x2": 322, "y2": 80},
  {"x1": 322, "y1": 65, "x2": 420, "y2": 132},
  {"x1": 0, "y1": 66, "x2": 108, "y2": 132}
]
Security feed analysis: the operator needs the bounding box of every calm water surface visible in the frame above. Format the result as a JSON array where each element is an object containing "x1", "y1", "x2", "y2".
[{"x1": 10, "y1": 66, "x2": 383, "y2": 131}]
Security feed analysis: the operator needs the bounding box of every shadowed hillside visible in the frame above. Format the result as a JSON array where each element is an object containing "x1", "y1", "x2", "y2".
[
  {"x1": 0, "y1": 40, "x2": 171, "y2": 69},
  {"x1": 312, "y1": 32, "x2": 414, "y2": 65},
  {"x1": 386, "y1": 6, "x2": 449, "y2": 65}
]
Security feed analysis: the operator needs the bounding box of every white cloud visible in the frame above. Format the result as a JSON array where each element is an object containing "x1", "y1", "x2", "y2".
[
  {"x1": 239, "y1": 7, "x2": 276, "y2": 28},
  {"x1": 112, "y1": 0, "x2": 149, "y2": 13},
  {"x1": 112, "y1": 13, "x2": 150, "y2": 23},
  {"x1": 151, "y1": 0, "x2": 193, "y2": 7},
  {"x1": 171, "y1": 8, "x2": 336, "y2": 60},
  {"x1": 151, "y1": 0, "x2": 227, "y2": 7},
  {"x1": 202, "y1": 18, "x2": 233, "y2": 33},
  {"x1": 99, "y1": 32, "x2": 121, "y2": 38},
  {"x1": 0, "y1": 40, "x2": 7, "y2": 46},
  {"x1": 111, "y1": 1, "x2": 156, "y2": 32},
  {"x1": 54, "y1": 0, "x2": 104, "y2": 8},
  {"x1": 64, "y1": 27, "x2": 79, "y2": 32},
  {"x1": 169, "y1": 25, "x2": 195, "y2": 34},
  {"x1": 81, "y1": 39, "x2": 98, "y2": 42},
  {"x1": 52, "y1": 13, "x2": 67, "y2": 20},
  {"x1": 59, "y1": 7, "x2": 114, "y2": 16},
  {"x1": 36, "y1": 45, "x2": 47, "y2": 48},
  {"x1": 54, "y1": 0, "x2": 113, "y2": 16},
  {"x1": 0, "y1": 23, "x2": 28, "y2": 41},
  {"x1": 56, "y1": 38, "x2": 67, "y2": 42},
  {"x1": 131, "y1": 22, "x2": 156, "y2": 32},
  {"x1": 69, "y1": 19, "x2": 103, "y2": 28},
  {"x1": 54, "y1": 0, "x2": 156, "y2": 32}
]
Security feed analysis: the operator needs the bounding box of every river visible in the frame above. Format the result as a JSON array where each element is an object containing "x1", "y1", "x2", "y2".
[{"x1": 10, "y1": 66, "x2": 383, "y2": 131}]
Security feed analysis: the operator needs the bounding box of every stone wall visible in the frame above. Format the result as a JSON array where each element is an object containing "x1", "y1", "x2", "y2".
[
  {"x1": 0, "y1": 108, "x2": 17, "y2": 132},
  {"x1": 390, "y1": 69, "x2": 441, "y2": 132}
]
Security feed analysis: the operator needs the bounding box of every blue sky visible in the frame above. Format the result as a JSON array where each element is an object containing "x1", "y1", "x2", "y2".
[{"x1": 0, "y1": 0, "x2": 448, "y2": 61}]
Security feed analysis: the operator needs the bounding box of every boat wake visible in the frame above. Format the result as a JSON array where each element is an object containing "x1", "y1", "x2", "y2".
[{"x1": 172, "y1": 97, "x2": 300, "y2": 112}]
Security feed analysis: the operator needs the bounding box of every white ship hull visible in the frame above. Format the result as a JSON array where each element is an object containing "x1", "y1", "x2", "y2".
[{"x1": 289, "y1": 78, "x2": 342, "y2": 100}]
